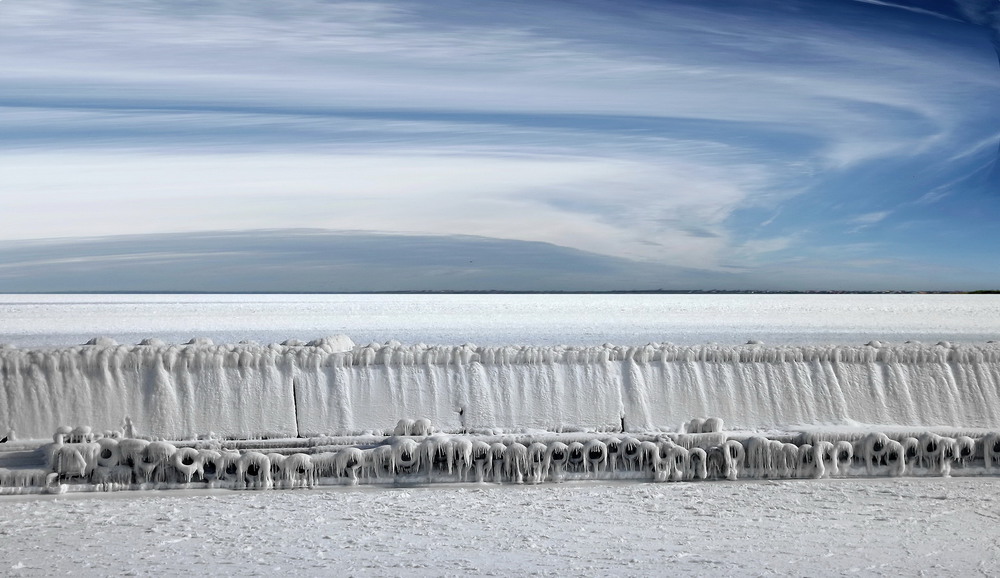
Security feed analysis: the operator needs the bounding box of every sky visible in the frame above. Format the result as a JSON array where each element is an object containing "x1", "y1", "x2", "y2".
[{"x1": 1, "y1": 0, "x2": 999, "y2": 291}]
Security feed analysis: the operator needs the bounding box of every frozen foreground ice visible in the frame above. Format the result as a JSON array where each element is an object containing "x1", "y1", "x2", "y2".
[{"x1": 2, "y1": 478, "x2": 1000, "y2": 576}]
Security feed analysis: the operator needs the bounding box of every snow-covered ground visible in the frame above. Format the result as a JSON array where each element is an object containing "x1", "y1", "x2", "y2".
[{"x1": 3, "y1": 478, "x2": 1000, "y2": 576}]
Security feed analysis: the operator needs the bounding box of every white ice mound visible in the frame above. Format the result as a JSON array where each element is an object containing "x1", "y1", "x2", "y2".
[{"x1": 306, "y1": 335, "x2": 355, "y2": 353}]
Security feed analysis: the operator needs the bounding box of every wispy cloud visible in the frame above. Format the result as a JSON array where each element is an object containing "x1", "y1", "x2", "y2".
[
  {"x1": 850, "y1": 211, "x2": 892, "y2": 226},
  {"x1": 1, "y1": 0, "x2": 998, "y2": 288},
  {"x1": 848, "y1": 0, "x2": 965, "y2": 22},
  {"x1": 0, "y1": 144, "x2": 784, "y2": 269}
]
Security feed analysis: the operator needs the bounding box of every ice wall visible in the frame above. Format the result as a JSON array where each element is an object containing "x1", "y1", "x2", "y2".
[
  {"x1": 0, "y1": 339, "x2": 303, "y2": 440},
  {"x1": 3, "y1": 339, "x2": 1000, "y2": 439}
]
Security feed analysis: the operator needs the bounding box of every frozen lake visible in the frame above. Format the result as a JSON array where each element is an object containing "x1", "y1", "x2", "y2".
[
  {"x1": 4, "y1": 478, "x2": 1000, "y2": 576},
  {"x1": 2, "y1": 293, "x2": 998, "y2": 347},
  {"x1": 4, "y1": 293, "x2": 1000, "y2": 576}
]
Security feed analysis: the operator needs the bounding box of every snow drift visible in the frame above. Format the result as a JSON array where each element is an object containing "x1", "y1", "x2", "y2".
[{"x1": 2, "y1": 338, "x2": 1000, "y2": 440}]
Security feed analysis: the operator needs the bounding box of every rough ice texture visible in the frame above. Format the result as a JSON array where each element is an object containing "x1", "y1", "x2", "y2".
[
  {"x1": 3, "y1": 340, "x2": 1000, "y2": 439},
  {"x1": 0, "y1": 341, "x2": 302, "y2": 440},
  {"x1": 2, "y1": 479, "x2": 999, "y2": 576}
]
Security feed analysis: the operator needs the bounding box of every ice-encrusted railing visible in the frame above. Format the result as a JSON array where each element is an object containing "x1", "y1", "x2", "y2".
[{"x1": 4, "y1": 418, "x2": 1000, "y2": 494}]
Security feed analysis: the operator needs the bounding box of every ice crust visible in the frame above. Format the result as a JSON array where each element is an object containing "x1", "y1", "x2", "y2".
[
  {"x1": 3, "y1": 338, "x2": 1000, "y2": 440},
  {"x1": 7, "y1": 419, "x2": 998, "y2": 494},
  {"x1": 2, "y1": 478, "x2": 999, "y2": 576}
]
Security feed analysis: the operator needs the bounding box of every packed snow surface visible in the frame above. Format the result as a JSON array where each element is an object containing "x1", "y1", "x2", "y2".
[{"x1": 2, "y1": 479, "x2": 1000, "y2": 576}]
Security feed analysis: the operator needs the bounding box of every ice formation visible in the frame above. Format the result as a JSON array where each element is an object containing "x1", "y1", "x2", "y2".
[
  {"x1": 3, "y1": 339, "x2": 1000, "y2": 440},
  {"x1": 1, "y1": 337, "x2": 1000, "y2": 493},
  {"x1": 3, "y1": 417, "x2": 1000, "y2": 494}
]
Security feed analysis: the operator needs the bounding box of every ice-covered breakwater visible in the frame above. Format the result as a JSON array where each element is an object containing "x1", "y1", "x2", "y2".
[
  {"x1": 7, "y1": 419, "x2": 1000, "y2": 494},
  {"x1": 2, "y1": 337, "x2": 1000, "y2": 440}
]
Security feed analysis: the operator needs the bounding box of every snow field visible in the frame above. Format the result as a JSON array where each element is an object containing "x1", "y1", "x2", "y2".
[{"x1": 2, "y1": 478, "x2": 1000, "y2": 576}]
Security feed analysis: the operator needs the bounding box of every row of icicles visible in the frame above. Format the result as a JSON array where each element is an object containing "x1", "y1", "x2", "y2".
[{"x1": 19, "y1": 420, "x2": 1000, "y2": 492}]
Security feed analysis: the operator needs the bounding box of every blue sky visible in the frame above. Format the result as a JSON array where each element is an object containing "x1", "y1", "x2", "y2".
[{"x1": 1, "y1": 0, "x2": 999, "y2": 290}]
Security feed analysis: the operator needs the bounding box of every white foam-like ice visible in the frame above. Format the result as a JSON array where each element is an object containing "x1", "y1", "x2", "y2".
[{"x1": 3, "y1": 339, "x2": 1000, "y2": 439}]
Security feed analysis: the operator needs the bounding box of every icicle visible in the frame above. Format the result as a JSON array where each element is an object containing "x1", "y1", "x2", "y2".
[
  {"x1": 171, "y1": 447, "x2": 203, "y2": 483},
  {"x1": 489, "y1": 442, "x2": 507, "y2": 483},
  {"x1": 918, "y1": 432, "x2": 945, "y2": 472},
  {"x1": 199, "y1": 450, "x2": 222, "y2": 483},
  {"x1": 603, "y1": 437, "x2": 623, "y2": 471},
  {"x1": 89, "y1": 465, "x2": 124, "y2": 489},
  {"x1": 118, "y1": 438, "x2": 150, "y2": 481},
  {"x1": 654, "y1": 440, "x2": 676, "y2": 482},
  {"x1": 745, "y1": 436, "x2": 774, "y2": 479},
  {"x1": 392, "y1": 438, "x2": 421, "y2": 475},
  {"x1": 813, "y1": 441, "x2": 835, "y2": 478},
  {"x1": 544, "y1": 442, "x2": 569, "y2": 482},
  {"x1": 775, "y1": 443, "x2": 795, "y2": 478},
  {"x1": 238, "y1": 452, "x2": 272, "y2": 489},
  {"x1": 526, "y1": 442, "x2": 548, "y2": 484},
  {"x1": 894, "y1": 438, "x2": 915, "y2": 475},
  {"x1": 49, "y1": 445, "x2": 87, "y2": 479},
  {"x1": 420, "y1": 435, "x2": 453, "y2": 482},
  {"x1": 722, "y1": 440, "x2": 745, "y2": 481},
  {"x1": 366, "y1": 446, "x2": 394, "y2": 480},
  {"x1": 285, "y1": 453, "x2": 315, "y2": 487},
  {"x1": 583, "y1": 439, "x2": 608, "y2": 475},
  {"x1": 638, "y1": 441, "x2": 660, "y2": 474},
  {"x1": 706, "y1": 445, "x2": 726, "y2": 479},
  {"x1": 452, "y1": 437, "x2": 474, "y2": 481},
  {"x1": 311, "y1": 452, "x2": 338, "y2": 479},
  {"x1": 884, "y1": 440, "x2": 905, "y2": 477},
  {"x1": 954, "y1": 436, "x2": 976, "y2": 467},
  {"x1": 212, "y1": 451, "x2": 242, "y2": 487},
  {"x1": 6, "y1": 340, "x2": 1000, "y2": 439},
  {"x1": 504, "y1": 442, "x2": 528, "y2": 484},
  {"x1": 619, "y1": 437, "x2": 642, "y2": 471},
  {"x1": 826, "y1": 441, "x2": 851, "y2": 477},
  {"x1": 470, "y1": 440, "x2": 491, "y2": 483},
  {"x1": 858, "y1": 433, "x2": 891, "y2": 475},
  {"x1": 139, "y1": 441, "x2": 176, "y2": 484},
  {"x1": 688, "y1": 447, "x2": 708, "y2": 480},
  {"x1": 938, "y1": 437, "x2": 957, "y2": 477},
  {"x1": 267, "y1": 453, "x2": 287, "y2": 487},
  {"x1": 335, "y1": 447, "x2": 365, "y2": 485},
  {"x1": 983, "y1": 433, "x2": 1000, "y2": 473},
  {"x1": 564, "y1": 441, "x2": 586, "y2": 474},
  {"x1": 668, "y1": 445, "x2": 690, "y2": 482},
  {"x1": 793, "y1": 444, "x2": 813, "y2": 479}
]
